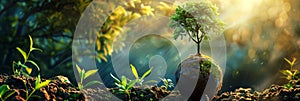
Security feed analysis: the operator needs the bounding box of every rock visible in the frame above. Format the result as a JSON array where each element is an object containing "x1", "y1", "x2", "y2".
[{"x1": 175, "y1": 54, "x2": 215, "y2": 100}]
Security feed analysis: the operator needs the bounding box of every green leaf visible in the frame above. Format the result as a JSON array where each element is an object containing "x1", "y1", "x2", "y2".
[
  {"x1": 17, "y1": 61, "x2": 32, "y2": 74},
  {"x1": 83, "y1": 81, "x2": 103, "y2": 88},
  {"x1": 141, "y1": 67, "x2": 153, "y2": 80},
  {"x1": 0, "y1": 84, "x2": 9, "y2": 97},
  {"x1": 130, "y1": 64, "x2": 139, "y2": 80},
  {"x1": 25, "y1": 68, "x2": 32, "y2": 75},
  {"x1": 35, "y1": 75, "x2": 41, "y2": 88},
  {"x1": 281, "y1": 70, "x2": 293, "y2": 76},
  {"x1": 16, "y1": 47, "x2": 27, "y2": 62},
  {"x1": 29, "y1": 35, "x2": 33, "y2": 51},
  {"x1": 31, "y1": 48, "x2": 43, "y2": 52},
  {"x1": 284, "y1": 58, "x2": 292, "y2": 66},
  {"x1": 84, "y1": 69, "x2": 98, "y2": 79},
  {"x1": 35, "y1": 80, "x2": 51, "y2": 90},
  {"x1": 121, "y1": 76, "x2": 127, "y2": 86},
  {"x1": 127, "y1": 80, "x2": 137, "y2": 90},
  {"x1": 284, "y1": 58, "x2": 297, "y2": 66},
  {"x1": 76, "y1": 65, "x2": 82, "y2": 75},
  {"x1": 110, "y1": 73, "x2": 120, "y2": 83},
  {"x1": 27, "y1": 60, "x2": 40, "y2": 71},
  {"x1": 80, "y1": 69, "x2": 85, "y2": 83},
  {"x1": 144, "y1": 80, "x2": 158, "y2": 84}
]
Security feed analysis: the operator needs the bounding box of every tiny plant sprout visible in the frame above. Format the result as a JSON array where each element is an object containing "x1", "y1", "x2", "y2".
[
  {"x1": 0, "y1": 84, "x2": 15, "y2": 101},
  {"x1": 26, "y1": 75, "x2": 51, "y2": 101},
  {"x1": 130, "y1": 64, "x2": 153, "y2": 85},
  {"x1": 281, "y1": 57, "x2": 299, "y2": 89},
  {"x1": 110, "y1": 73, "x2": 137, "y2": 99},
  {"x1": 160, "y1": 78, "x2": 174, "y2": 89},
  {"x1": 13, "y1": 35, "x2": 42, "y2": 76},
  {"x1": 76, "y1": 64, "x2": 102, "y2": 91},
  {"x1": 110, "y1": 64, "x2": 153, "y2": 99}
]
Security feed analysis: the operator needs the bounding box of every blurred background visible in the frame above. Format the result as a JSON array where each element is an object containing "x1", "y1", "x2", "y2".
[{"x1": 0, "y1": 0, "x2": 299, "y2": 93}]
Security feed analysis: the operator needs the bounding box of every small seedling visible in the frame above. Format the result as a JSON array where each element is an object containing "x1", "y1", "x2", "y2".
[
  {"x1": 0, "y1": 84, "x2": 16, "y2": 101},
  {"x1": 160, "y1": 78, "x2": 174, "y2": 90},
  {"x1": 110, "y1": 73, "x2": 137, "y2": 99},
  {"x1": 110, "y1": 64, "x2": 153, "y2": 99},
  {"x1": 26, "y1": 75, "x2": 51, "y2": 101},
  {"x1": 76, "y1": 64, "x2": 102, "y2": 91},
  {"x1": 280, "y1": 57, "x2": 298, "y2": 89},
  {"x1": 130, "y1": 64, "x2": 153, "y2": 85},
  {"x1": 13, "y1": 35, "x2": 42, "y2": 76}
]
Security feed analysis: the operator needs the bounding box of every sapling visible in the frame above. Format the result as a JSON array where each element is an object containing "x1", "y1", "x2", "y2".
[
  {"x1": 169, "y1": 0, "x2": 224, "y2": 55},
  {"x1": 170, "y1": 0, "x2": 224, "y2": 100}
]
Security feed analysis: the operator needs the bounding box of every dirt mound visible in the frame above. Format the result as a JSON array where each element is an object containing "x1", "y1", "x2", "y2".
[
  {"x1": 214, "y1": 80, "x2": 300, "y2": 101},
  {"x1": 0, "y1": 74, "x2": 85, "y2": 101},
  {"x1": 82, "y1": 86, "x2": 181, "y2": 101}
]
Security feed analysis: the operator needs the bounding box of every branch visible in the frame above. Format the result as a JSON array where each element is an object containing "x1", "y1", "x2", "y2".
[
  {"x1": 187, "y1": 31, "x2": 198, "y2": 43},
  {"x1": 179, "y1": 23, "x2": 198, "y2": 43},
  {"x1": 198, "y1": 29, "x2": 206, "y2": 43}
]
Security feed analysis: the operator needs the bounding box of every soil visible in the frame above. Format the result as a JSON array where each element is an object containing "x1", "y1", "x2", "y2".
[
  {"x1": 0, "y1": 74, "x2": 85, "y2": 101},
  {"x1": 4, "y1": 73, "x2": 300, "y2": 101},
  {"x1": 0, "y1": 74, "x2": 182, "y2": 101},
  {"x1": 213, "y1": 79, "x2": 300, "y2": 101},
  {"x1": 82, "y1": 86, "x2": 181, "y2": 101}
]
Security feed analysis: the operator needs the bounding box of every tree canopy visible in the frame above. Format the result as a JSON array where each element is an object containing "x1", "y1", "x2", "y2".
[{"x1": 169, "y1": 0, "x2": 225, "y2": 55}]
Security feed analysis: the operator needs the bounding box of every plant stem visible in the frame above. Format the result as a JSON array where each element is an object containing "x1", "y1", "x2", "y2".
[{"x1": 26, "y1": 89, "x2": 36, "y2": 101}]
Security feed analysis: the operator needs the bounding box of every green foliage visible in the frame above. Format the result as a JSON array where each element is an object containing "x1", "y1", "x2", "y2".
[
  {"x1": 130, "y1": 64, "x2": 153, "y2": 85},
  {"x1": 0, "y1": 0, "x2": 92, "y2": 75},
  {"x1": 76, "y1": 64, "x2": 102, "y2": 91},
  {"x1": 26, "y1": 75, "x2": 51, "y2": 101},
  {"x1": 95, "y1": 0, "x2": 155, "y2": 62},
  {"x1": 160, "y1": 78, "x2": 174, "y2": 90},
  {"x1": 12, "y1": 35, "x2": 42, "y2": 76},
  {"x1": 169, "y1": 0, "x2": 224, "y2": 54},
  {"x1": 284, "y1": 83, "x2": 294, "y2": 89},
  {"x1": 110, "y1": 73, "x2": 137, "y2": 98},
  {"x1": 281, "y1": 57, "x2": 299, "y2": 89},
  {"x1": 0, "y1": 84, "x2": 15, "y2": 101},
  {"x1": 110, "y1": 64, "x2": 153, "y2": 98}
]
